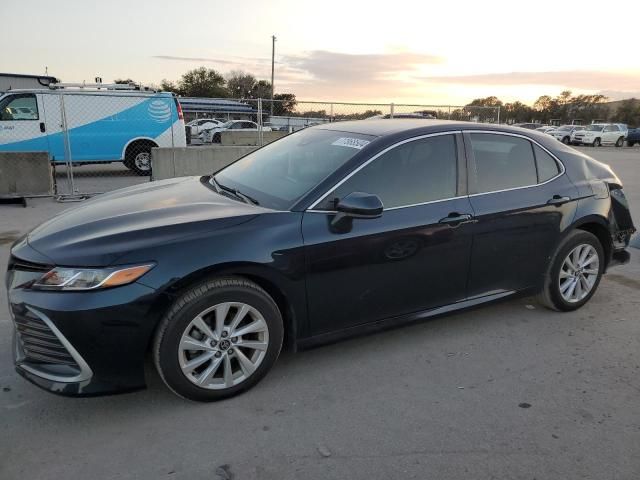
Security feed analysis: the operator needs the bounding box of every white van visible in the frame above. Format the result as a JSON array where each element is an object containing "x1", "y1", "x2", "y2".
[{"x1": 0, "y1": 86, "x2": 186, "y2": 175}]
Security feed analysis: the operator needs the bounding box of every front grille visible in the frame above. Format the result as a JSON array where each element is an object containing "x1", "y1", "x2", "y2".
[
  {"x1": 13, "y1": 307, "x2": 79, "y2": 368},
  {"x1": 8, "y1": 255, "x2": 51, "y2": 273}
]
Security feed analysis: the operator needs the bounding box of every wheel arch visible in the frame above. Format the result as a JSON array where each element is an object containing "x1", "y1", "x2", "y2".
[
  {"x1": 148, "y1": 262, "x2": 300, "y2": 353},
  {"x1": 568, "y1": 215, "x2": 613, "y2": 271},
  {"x1": 122, "y1": 137, "x2": 158, "y2": 160}
]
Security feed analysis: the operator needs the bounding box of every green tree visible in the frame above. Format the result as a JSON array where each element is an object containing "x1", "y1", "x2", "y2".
[
  {"x1": 272, "y1": 93, "x2": 297, "y2": 115},
  {"x1": 614, "y1": 99, "x2": 640, "y2": 126},
  {"x1": 226, "y1": 71, "x2": 257, "y2": 98},
  {"x1": 178, "y1": 67, "x2": 229, "y2": 98}
]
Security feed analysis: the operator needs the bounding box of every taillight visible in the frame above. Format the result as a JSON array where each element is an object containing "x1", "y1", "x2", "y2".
[{"x1": 174, "y1": 98, "x2": 184, "y2": 120}]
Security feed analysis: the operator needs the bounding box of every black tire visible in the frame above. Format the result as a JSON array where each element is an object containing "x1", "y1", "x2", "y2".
[
  {"x1": 213, "y1": 132, "x2": 221, "y2": 144},
  {"x1": 537, "y1": 230, "x2": 604, "y2": 312},
  {"x1": 153, "y1": 276, "x2": 283, "y2": 402},
  {"x1": 615, "y1": 137, "x2": 624, "y2": 147},
  {"x1": 592, "y1": 138, "x2": 601, "y2": 147},
  {"x1": 627, "y1": 141, "x2": 635, "y2": 147},
  {"x1": 562, "y1": 136, "x2": 570, "y2": 145},
  {"x1": 124, "y1": 141, "x2": 155, "y2": 176}
]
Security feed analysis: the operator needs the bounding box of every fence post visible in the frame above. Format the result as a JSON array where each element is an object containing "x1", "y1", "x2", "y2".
[
  {"x1": 390, "y1": 103, "x2": 394, "y2": 119},
  {"x1": 59, "y1": 93, "x2": 76, "y2": 197},
  {"x1": 257, "y1": 98, "x2": 264, "y2": 146},
  {"x1": 497, "y1": 106, "x2": 501, "y2": 124},
  {"x1": 330, "y1": 103, "x2": 334, "y2": 122}
]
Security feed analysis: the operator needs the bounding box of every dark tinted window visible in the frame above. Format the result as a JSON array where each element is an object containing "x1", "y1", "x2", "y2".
[
  {"x1": 470, "y1": 133, "x2": 537, "y2": 193},
  {"x1": 533, "y1": 144, "x2": 560, "y2": 182},
  {"x1": 321, "y1": 134, "x2": 457, "y2": 209}
]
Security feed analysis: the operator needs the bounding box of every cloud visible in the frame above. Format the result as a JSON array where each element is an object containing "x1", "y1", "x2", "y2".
[
  {"x1": 284, "y1": 50, "x2": 444, "y2": 85},
  {"x1": 419, "y1": 70, "x2": 640, "y2": 92},
  {"x1": 153, "y1": 55, "x2": 238, "y2": 65}
]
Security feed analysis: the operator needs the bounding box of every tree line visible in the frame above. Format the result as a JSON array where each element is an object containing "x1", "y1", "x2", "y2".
[
  {"x1": 462, "y1": 92, "x2": 640, "y2": 126},
  {"x1": 116, "y1": 68, "x2": 640, "y2": 125}
]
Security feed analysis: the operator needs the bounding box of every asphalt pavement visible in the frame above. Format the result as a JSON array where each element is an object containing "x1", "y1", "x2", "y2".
[{"x1": 1, "y1": 147, "x2": 639, "y2": 480}]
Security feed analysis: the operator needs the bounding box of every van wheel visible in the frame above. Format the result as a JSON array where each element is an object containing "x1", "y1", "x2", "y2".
[
  {"x1": 615, "y1": 137, "x2": 624, "y2": 147},
  {"x1": 153, "y1": 276, "x2": 283, "y2": 402},
  {"x1": 124, "y1": 141, "x2": 155, "y2": 176}
]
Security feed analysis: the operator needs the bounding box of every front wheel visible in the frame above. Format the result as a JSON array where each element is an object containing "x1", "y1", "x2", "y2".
[
  {"x1": 628, "y1": 141, "x2": 635, "y2": 147},
  {"x1": 615, "y1": 137, "x2": 624, "y2": 147},
  {"x1": 537, "y1": 230, "x2": 604, "y2": 311},
  {"x1": 592, "y1": 138, "x2": 601, "y2": 147},
  {"x1": 562, "y1": 136, "x2": 570, "y2": 145},
  {"x1": 153, "y1": 277, "x2": 283, "y2": 402},
  {"x1": 124, "y1": 143, "x2": 154, "y2": 176}
]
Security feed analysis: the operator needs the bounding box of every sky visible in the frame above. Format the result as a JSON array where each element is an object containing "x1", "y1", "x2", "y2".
[{"x1": 3, "y1": 0, "x2": 640, "y2": 106}]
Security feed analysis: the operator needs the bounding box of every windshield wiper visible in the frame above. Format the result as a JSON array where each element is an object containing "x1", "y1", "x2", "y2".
[{"x1": 211, "y1": 176, "x2": 260, "y2": 205}]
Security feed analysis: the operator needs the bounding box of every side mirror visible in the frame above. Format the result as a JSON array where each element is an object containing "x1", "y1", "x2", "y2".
[
  {"x1": 330, "y1": 192, "x2": 383, "y2": 232},
  {"x1": 335, "y1": 192, "x2": 384, "y2": 218}
]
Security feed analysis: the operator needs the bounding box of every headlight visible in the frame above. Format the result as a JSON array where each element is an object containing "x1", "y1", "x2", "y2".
[{"x1": 32, "y1": 264, "x2": 154, "y2": 291}]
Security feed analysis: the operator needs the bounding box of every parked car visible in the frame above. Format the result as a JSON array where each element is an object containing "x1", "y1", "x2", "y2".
[
  {"x1": 615, "y1": 123, "x2": 629, "y2": 139},
  {"x1": 571, "y1": 123, "x2": 626, "y2": 147},
  {"x1": 7, "y1": 120, "x2": 635, "y2": 401},
  {"x1": 547, "y1": 125, "x2": 585, "y2": 144},
  {"x1": 367, "y1": 112, "x2": 437, "y2": 120},
  {"x1": 200, "y1": 120, "x2": 271, "y2": 143},
  {"x1": 513, "y1": 122, "x2": 543, "y2": 130},
  {"x1": 0, "y1": 88, "x2": 186, "y2": 175},
  {"x1": 626, "y1": 127, "x2": 640, "y2": 146},
  {"x1": 535, "y1": 126, "x2": 556, "y2": 133},
  {"x1": 187, "y1": 118, "x2": 224, "y2": 137}
]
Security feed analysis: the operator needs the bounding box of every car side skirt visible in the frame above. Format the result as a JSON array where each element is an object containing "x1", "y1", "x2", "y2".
[{"x1": 296, "y1": 289, "x2": 529, "y2": 350}]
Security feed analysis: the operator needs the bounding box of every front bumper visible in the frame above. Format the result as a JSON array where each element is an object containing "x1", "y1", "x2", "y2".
[{"x1": 8, "y1": 280, "x2": 163, "y2": 396}]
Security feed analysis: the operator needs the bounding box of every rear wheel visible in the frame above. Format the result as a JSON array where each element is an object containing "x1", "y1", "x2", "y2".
[
  {"x1": 537, "y1": 230, "x2": 604, "y2": 311},
  {"x1": 627, "y1": 141, "x2": 635, "y2": 147},
  {"x1": 124, "y1": 141, "x2": 155, "y2": 176},
  {"x1": 615, "y1": 137, "x2": 624, "y2": 147},
  {"x1": 153, "y1": 277, "x2": 284, "y2": 402}
]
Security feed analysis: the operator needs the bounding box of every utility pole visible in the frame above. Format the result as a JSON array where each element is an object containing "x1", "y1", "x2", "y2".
[{"x1": 270, "y1": 35, "x2": 276, "y2": 116}]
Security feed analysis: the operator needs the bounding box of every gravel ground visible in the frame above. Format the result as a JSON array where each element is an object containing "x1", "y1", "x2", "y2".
[{"x1": 1, "y1": 146, "x2": 639, "y2": 480}]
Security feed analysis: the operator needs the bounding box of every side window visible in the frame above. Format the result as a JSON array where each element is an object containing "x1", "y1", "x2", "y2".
[
  {"x1": 0, "y1": 94, "x2": 39, "y2": 121},
  {"x1": 470, "y1": 133, "x2": 537, "y2": 193},
  {"x1": 319, "y1": 134, "x2": 458, "y2": 210},
  {"x1": 533, "y1": 144, "x2": 561, "y2": 182}
]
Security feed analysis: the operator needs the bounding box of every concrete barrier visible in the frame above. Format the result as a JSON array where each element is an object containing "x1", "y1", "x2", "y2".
[
  {"x1": 0, "y1": 152, "x2": 53, "y2": 197},
  {"x1": 151, "y1": 146, "x2": 258, "y2": 181},
  {"x1": 220, "y1": 130, "x2": 287, "y2": 146}
]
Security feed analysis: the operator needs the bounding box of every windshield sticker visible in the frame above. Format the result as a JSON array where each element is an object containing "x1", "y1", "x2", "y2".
[{"x1": 331, "y1": 137, "x2": 370, "y2": 150}]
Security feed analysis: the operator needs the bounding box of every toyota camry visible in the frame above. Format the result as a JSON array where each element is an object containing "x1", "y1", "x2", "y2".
[{"x1": 6, "y1": 120, "x2": 635, "y2": 401}]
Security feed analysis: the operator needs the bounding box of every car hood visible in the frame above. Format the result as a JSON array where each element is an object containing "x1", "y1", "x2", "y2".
[{"x1": 21, "y1": 176, "x2": 266, "y2": 267}]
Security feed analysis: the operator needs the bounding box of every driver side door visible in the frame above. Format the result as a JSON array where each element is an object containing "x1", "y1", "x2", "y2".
[{"x1": 301, "y1": 132, "x2": 474, "y2": 336}]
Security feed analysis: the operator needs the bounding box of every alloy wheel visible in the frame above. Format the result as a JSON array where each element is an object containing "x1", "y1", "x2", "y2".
[
  {"x1": 178, "y1": 302, "x2": 269, "y2": 390},
  {"x1": 558, "y1": 244, "x2": 600, "y2": 303}
]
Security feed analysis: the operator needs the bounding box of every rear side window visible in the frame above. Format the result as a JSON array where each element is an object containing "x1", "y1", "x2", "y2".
[
  {"x1": 0, "y1": 94, "x2": 39, "y2": 121},
  {"x1": 533, "y1": 144, "x2": 561, "y2": 182},
  {"x1": 320, "y1": 134, "x2": 458, "y2": 209},
  {"x1": 470, "y1": 134, "x2": 537, "y2": 193}
]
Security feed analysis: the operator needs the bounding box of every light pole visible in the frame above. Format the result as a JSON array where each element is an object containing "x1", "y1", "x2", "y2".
[{"x1": 271, "y1": 35, "x2": 276, "y2": 116}]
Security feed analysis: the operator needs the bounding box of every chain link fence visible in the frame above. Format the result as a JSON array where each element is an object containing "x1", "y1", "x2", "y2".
[{"x1": 1, "y1": 89, "x2": 499, "y2": 199}]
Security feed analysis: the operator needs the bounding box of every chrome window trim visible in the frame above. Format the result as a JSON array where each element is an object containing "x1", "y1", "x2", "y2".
[
  {"x1": 307, "y1": 131, "x2": 462, "y2": 212},
  {"x1": 463, "y1": 130, "x2": 566, "y2": 198},
  {"x1": 16, "y1": 306, "x2": 94, "y2": 383}
]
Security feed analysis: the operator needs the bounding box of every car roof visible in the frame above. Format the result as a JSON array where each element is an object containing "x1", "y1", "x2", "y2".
[{"x1": 314, "y1": 119, "x2": 550, "y2": 138}]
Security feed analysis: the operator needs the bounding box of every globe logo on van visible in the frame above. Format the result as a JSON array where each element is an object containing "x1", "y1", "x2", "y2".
[{"x1": 148, "y1": 99, "x2": 172, "y2": 123}]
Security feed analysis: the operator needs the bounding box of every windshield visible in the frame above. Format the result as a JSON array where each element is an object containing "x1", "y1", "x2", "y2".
[
  {"x1": 213, "y1": 128, "x2": 375, "y2": 210},
  {"x1": 586, "y1": 125, "x2": 604, "y2": 131}
]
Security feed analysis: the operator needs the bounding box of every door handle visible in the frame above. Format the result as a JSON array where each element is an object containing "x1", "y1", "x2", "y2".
[
  {"x1": 439, "y1": 213, "x2": 475, "y2": 227},
  {"x1": 547, "y1": 195, "x2": 571, "y2": 206},
  {"x1": 39, "y1": 122, "x2": 46, "y2": 133}
]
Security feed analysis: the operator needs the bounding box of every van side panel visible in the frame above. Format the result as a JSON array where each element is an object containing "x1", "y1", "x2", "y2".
[{"x1": 0, "y1": 92, "x2": 183, "y2": 163}]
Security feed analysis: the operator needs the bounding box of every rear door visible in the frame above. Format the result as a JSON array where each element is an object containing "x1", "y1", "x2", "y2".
[
  {"x1": 465, "y1": 131, "x2": 578, "y2": 297},
  {"x1": 302, "y1": 132, "x2": 475, "y2": 336},
  {"x1": 0, "y1": 93, "x2": 49, "y2": 154}
]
